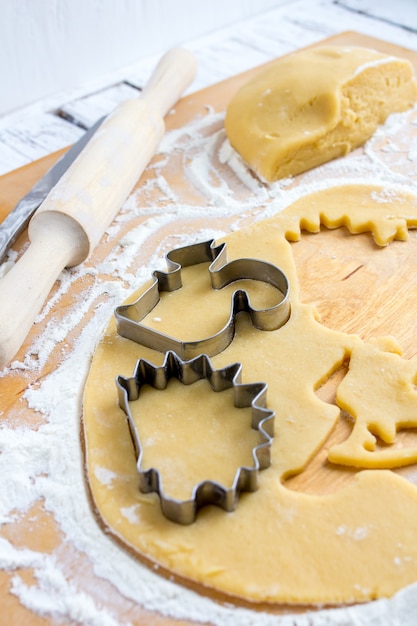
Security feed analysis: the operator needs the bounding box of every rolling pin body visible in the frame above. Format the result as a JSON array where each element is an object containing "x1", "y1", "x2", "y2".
[{"x1": 0, "y1": 48, "x2": 197, "y2": 368}]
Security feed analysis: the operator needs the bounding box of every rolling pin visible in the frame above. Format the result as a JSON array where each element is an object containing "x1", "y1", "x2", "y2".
[{"x1": 0, "y1": 48, "x2": 197, "y2": 368}]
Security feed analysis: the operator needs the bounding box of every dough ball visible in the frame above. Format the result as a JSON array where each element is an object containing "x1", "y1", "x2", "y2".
[{"x1": 224, "y1": 45, "x2": 417, "y2": 181}]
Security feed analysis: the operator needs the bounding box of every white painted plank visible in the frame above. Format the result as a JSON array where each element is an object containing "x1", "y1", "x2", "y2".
[
  {"x1": 337, "y1": 0, "x2": 417, "y2": 31},
  {"x1": 0, "y1": 143, "x2": 33, "y2": 176},
  {"x1": 0, "y1": 114, "x2": 84, "y2": 176},
  {"x1": 289, "y1": 0, "x2": 417, "y2": 50},
  {"x1": 59, "y1": 83, "x2": 140, "y2": 130}
]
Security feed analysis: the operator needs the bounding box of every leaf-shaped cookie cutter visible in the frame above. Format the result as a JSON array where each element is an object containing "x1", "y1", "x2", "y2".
[
  {"x1": 115, "y1": 239, "x2": 290, "y2": 358},
  {"x1": 116, "y1": 350, "x2": 274, "y2": 524}
]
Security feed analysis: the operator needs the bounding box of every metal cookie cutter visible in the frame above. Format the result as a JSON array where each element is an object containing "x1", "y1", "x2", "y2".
[
  {"x1": 116, "y1": 350, "x2": 274, "y2": 525},
  {"x1": 115, "y1": 239, "x2": 290, "y2": 359}
]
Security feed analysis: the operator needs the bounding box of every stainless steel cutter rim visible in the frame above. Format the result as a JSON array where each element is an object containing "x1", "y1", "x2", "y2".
[
  {"x1": 115, "y1": 238, "x2": 290, "y2": 359},
  {"x1": 116, "y1": 350, "x2": 275, "y2": 525}
]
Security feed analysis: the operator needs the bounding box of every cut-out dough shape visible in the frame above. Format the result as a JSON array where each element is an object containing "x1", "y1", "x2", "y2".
[
  {"x1": 329, "y1": 336, "x2": 417, "y2": 468},
  {"x1": 82, "y1": 183, "x2": 417, "y2": 605}
]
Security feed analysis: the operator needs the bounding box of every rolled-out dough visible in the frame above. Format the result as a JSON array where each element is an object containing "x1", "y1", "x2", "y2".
[
  {"x1": 83, "y1": 183, "x2": 417, "y2": 606},
  {"x1": 224, "y1": 46, "x2": 417, "y2": 181}
]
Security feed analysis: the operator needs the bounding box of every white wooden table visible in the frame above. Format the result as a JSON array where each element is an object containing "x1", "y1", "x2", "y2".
[{"x1": 0, "y1": 0, "x2": 416, "y2": 178}]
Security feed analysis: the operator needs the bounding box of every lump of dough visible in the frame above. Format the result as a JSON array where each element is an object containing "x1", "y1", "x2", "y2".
[{"x1": 224, "y1": 45, "x2": 417, "y2": 181}]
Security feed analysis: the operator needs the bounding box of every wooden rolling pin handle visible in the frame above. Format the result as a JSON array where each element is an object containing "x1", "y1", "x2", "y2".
[
  {"x1": 141, "y1": 47, "x2": 198, "y2": 118},
  {"x1": 0, "y1": 47, "x2": 197, "y2": 369}
]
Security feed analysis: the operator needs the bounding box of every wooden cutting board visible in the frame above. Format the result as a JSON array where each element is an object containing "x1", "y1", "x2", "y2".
[{"x1": 1, "y1": 31, "x2": 417, "y2": 626}]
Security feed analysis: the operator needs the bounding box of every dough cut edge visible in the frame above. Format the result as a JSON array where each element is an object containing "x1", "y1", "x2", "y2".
[
  {"x1": 82, "y1": 183, "x2": 417, "y2": 608},
  {"x1": 224, "y1": 45, "x2": 417, "y2": 181}
]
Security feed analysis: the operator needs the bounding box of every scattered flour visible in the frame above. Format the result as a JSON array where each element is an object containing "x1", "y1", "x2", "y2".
[{"x1": 1, "y1": 103, "x2": 417, "y2": 625}]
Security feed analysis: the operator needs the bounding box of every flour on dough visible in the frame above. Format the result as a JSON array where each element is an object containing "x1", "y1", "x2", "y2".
[{"x1": 83, "y1": 183, "x2": 417, "y2": 606}]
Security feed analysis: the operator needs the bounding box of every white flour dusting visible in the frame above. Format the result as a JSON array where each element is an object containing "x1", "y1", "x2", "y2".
[{"x1": 1, "y1": 104, "x2": 417, "y2": 625}]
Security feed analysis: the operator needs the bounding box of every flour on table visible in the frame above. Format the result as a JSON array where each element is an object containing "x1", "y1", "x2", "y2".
[{"x1": 1, "y1": 104, "x2": 417, "y2": 625}]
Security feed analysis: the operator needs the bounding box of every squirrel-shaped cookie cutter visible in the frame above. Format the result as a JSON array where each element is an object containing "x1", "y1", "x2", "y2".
[{"x1": 114, "y1": 238, "x2": 290, "y2": 359}]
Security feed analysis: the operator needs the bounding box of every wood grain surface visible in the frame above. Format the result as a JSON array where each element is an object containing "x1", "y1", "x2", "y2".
[{"x1": 1, "y1": 31, "x2": 417, "y2": 626}]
